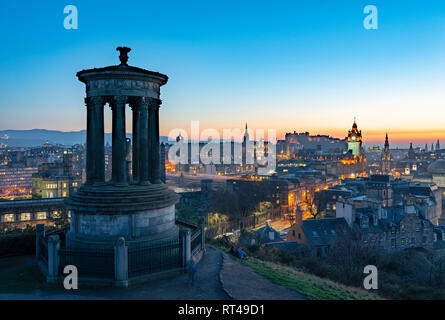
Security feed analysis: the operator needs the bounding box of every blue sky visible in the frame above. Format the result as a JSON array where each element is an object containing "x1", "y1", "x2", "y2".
[{"x1": 1, "y1": 0, "x2": 445, "y2": 147}]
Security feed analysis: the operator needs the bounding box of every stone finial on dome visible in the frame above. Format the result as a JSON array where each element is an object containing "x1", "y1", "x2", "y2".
[{"x1": 116, "y1": 46, "x2": 131, "y2": 66}]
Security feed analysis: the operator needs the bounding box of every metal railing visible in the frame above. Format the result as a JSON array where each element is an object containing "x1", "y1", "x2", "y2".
[
  {"x1": 38, "y1": 235, "x2": 48, "y2": 266},
  {"x1": 128, "y1": 239, "x2": 183, "y2": 278},
  {"x1": 58, "y1": 247, "x2": 115, "y2": 279},
  {"x1": 36, "y1": 218, "x2": 204, "y2": 284},
  {"x1": 191, "y1": 228, "x2": 202, "y2": 256}
]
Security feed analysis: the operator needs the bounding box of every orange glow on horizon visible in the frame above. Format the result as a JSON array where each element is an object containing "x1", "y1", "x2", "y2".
[{"x1": 159, "y1": 126, "x2": 445, "y2": 146}]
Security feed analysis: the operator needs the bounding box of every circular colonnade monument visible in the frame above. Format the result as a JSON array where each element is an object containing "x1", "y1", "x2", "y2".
[{"x1": 66, "y1": 47, "x2": 179, "y2": 250}]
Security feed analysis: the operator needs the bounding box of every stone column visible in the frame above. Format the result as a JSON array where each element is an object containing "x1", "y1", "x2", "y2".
[
  {"x1": 149, "y1": 98, "x2": 162, "y2": 184},
  {"x1": 132, "y1": 105, "x2": 140, "y2": 183},
  {"x1": 111, "y1": 96, "x2": 128, "y2": 186},
  {"x1": 85, "y1": 98, "x2": 95, "y2": 184},
  {"x1": 47, "y1": 235, "x2": 60, "y2": 283},
  {"x1": 91, "y1": 96, "x2": 105, "y2": 184},
  {"x1": 114, "y1": 237, "x2": 128, "y2": 287},
  {"x1": 138, "y1": 97, "x2": 150, "y2": 185}
]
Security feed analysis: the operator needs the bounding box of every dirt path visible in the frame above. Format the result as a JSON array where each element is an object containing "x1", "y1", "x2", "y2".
[{"x1": 219, "y1": 252, "x2": 306, "y2": 300}]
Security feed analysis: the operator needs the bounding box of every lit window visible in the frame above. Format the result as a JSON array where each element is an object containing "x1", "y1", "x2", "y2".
[
  {"x1": 3, "y1": 214, "x2": 14, "y2": 222},
  {"x1": 36, "y1": 212, "x2": 47, "y2": 220},
  {"x1": 20, "y1": 213, "x2": 31, "y2": 221}
]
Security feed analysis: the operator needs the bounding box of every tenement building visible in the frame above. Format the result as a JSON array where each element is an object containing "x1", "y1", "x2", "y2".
[{"x1": 32, "y1": 152, "x2": 81, "y2": 199}]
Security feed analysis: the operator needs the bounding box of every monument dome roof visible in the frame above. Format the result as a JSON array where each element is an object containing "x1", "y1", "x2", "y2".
[{"x1": 76, "y1": 47, "x2": 168, "y2": 85}]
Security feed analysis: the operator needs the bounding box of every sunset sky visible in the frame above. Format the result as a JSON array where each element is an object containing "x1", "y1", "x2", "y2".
[{"x1": 1, "y1": 0, "x2": 445, "y2": 148}]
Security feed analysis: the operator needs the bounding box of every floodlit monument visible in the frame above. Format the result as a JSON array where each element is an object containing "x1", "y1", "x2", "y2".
[{"x1": 65, "y1": 47, "x2": 179, "y2": 249}]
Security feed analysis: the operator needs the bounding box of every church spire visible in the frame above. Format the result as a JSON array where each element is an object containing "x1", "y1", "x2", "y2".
[
  {"x1": 243, "y1": 122, "x2": 249, "y2": 143},
  {"x1": 381, "y1": 133, "x2": 391, "y2": 173},
  {"x1": 408, "y1": 142, "x2": 416, "y2": 160}
]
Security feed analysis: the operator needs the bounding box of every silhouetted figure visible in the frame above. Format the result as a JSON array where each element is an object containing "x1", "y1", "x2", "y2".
[
  {"x1": 188, "y1": 258, "x2": 198, "y2": 284},
  {"x1": 238, "y1": 248, "x2": 248, "y2": 260}
]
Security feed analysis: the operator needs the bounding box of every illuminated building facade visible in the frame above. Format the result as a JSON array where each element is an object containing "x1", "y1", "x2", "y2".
[
  {"x1": 32, "y1": 176, "x2": 80, "y2": 199},
  {"x1": 0, "y1": 198, "x2": 66, "y2": 230},
  {"x1": 278, "y1": 131, "x2": 346, "y2": 159},
  {"x1": 346, "y1": 119, "x2": 362, "y2": 157},
  {"x1": 340, "y1": 119, "x2": 367, "y2": 178},
  {"x1": 0, "y1": 165, "x2": 38, "y2": 199},
  {"x1": 31, "y1": 152, "x2": 81, "y2": 199}
]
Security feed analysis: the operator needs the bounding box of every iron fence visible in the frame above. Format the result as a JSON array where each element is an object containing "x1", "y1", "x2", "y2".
[
  {"x1": 191, "y1": 228, "x2": 202, "y2": 256},
  {"x1": 38, "y1": 235, "x2": 48, "y2": 266},
  {"x1": 128, "y1": 239, "x2": 183, "y2": 278},
  {"x1": 58, "y1": 247, "x2": 115, "y2": 279}
]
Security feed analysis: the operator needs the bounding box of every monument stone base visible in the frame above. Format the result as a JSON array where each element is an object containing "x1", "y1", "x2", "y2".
[{"x1": 65, "y1": 183, "x2": 179, "y2": 249}]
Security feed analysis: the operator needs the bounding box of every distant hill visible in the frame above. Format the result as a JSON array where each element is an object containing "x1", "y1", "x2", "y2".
[{"x1": 0, "y1": 129, "x2": 169, "y2": 147}]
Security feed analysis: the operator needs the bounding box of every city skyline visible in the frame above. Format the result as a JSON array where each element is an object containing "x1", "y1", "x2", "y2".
[
  {"x1": 3, "y1": 1, "x2": 445, "y2": 302},
  {"x1": 1, "y1": 1, "x2": 445, "y2": 147}
]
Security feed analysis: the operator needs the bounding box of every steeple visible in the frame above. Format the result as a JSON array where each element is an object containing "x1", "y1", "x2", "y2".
[
  {"x1": 381, "y1": 133, "x2": 391, "y2": 174},
  {"x1": 408, "y1": 142, "x2": 416, "y2": 160},
  {"x1": 243, "y1": 122, "x2": 249, "y2": 143},
  {"x1": 352, "y1": 117, "x2": 357, "y2": 129}
]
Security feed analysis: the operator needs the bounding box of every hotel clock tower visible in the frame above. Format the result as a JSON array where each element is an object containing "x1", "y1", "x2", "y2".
[{"x1": 346, "y1": 118, "x2": 362, "y2": 157}]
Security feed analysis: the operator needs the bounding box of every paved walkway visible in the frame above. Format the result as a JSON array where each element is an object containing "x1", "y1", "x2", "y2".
[
  {"x1": 220, "y1": 253, "x2": 306, "y2": 300},
  {"x1": 0, "y1": 247, "x2": 306, "y2": 300},
  {"x1": 0, "y1": 247, "x2": 229, "y2": 300}
]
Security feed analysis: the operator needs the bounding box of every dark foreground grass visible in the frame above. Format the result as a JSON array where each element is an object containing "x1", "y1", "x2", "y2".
[
  {"x1": 0, "y1": 256, "x2": 51, "y2": 292},
  {"x1": 0, "y1": 256, "x2": 125, "y2": 293}
]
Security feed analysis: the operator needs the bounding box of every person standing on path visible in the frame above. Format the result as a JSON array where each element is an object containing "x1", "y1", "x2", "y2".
[{"x1": 188, "y1": 257, "x2": 198, "y2": 285}]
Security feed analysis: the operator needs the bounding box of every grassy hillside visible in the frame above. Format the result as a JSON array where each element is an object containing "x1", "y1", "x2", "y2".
[{"x1": 219, "y1": 247, "x2": 380, "y2": 300}]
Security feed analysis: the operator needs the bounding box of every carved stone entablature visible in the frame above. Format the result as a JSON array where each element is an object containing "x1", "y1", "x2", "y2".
[{"x1": 84, "y1": 77, "x2": 161, "y2": 99}]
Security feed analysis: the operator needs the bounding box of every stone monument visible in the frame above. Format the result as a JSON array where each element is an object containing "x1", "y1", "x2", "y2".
[{"x1": 65, "y1": 47, "x2": 179, "y2": 249}]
